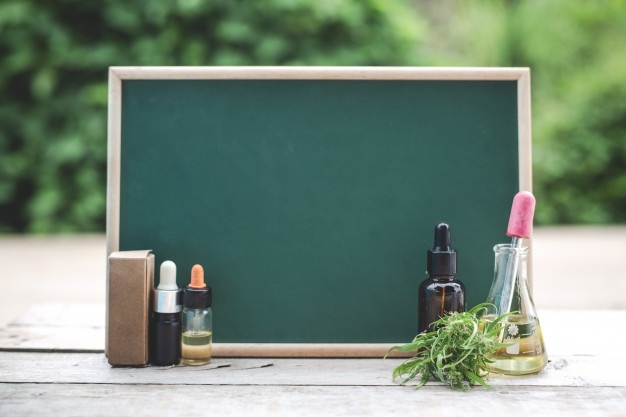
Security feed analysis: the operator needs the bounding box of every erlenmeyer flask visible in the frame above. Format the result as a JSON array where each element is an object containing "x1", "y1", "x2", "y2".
[{"x1": 482, "y1": 243, "x2": 548, "y2": 375}]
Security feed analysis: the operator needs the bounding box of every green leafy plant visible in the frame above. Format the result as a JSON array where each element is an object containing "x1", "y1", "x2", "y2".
[{"x1": 385, "y1": 303, "x2": 511, "y2": 391}]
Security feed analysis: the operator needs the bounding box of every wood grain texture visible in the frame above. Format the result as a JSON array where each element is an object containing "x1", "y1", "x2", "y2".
[
  {"x1": 1, "y1": 383, "x2": 625, "y2": 417},
  {"x1": 0, "y1": 352, "x2": 624, "y2": 388},
  {"x1": 110, "y1": 66, "x2": 529, "y2": 81},
  {"x1": 1, "y1": 308, "x2": 625, "y2": 416},
  {"x1": 107, "y1": 68, "x2": 122, "y2": 257},
  {"x1": 0, "y1": 303, "x2": 104, "y2": 352},
  {"x1": 1, "y1": 306, "x2": 620, "y2": 358}
]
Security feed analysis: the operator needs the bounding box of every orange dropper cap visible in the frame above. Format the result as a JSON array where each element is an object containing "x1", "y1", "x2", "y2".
[
  {"x1": 184, "y1": 264, "x2": 212, "y2": 309},
  {"x1": 189, "y1": 264, "x2": 206, "y2": 289}
]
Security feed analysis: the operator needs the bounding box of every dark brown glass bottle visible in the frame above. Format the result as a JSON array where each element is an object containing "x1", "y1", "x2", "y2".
[{"x1": 418, "y1": 223, "x2": 465, "y2": 333}]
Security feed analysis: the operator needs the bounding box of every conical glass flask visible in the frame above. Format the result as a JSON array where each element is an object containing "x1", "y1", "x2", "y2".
[{"x1": 482, "y1": 243, "x2": 548, "y2": 375}]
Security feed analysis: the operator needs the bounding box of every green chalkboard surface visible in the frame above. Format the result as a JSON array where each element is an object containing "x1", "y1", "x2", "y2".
[{"x1": 107, "y1": 67, "x2": 531, "y2": 355}]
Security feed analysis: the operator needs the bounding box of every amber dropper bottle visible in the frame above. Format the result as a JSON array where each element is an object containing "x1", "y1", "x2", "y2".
[
  {"x1": 418, "y1": 223, "x2": 465, "y2": 333},
  {"x1": 181, "y1": 264, "x2": 213, "y2": 366}
]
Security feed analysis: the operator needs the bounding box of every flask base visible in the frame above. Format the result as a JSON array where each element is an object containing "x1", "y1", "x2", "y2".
[{"x1": 487, "y1": 353, "x2": 548, "y2": 376}]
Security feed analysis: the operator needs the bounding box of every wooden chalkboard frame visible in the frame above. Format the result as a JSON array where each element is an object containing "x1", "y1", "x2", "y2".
[{"x1": 107, "y1": 66, "x2": 532, "y2": 357}]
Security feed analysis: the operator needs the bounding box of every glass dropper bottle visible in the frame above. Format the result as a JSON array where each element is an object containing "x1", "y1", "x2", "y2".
[
  {"x1": 418, "y1": 223, "x2": 465, "y2": 333},
  {"x1": 150, "y1": 260, "x2": 182, "y2": 366},
  {"x1": 181, "y1": 264, "x2": 213, "y2": 366}
]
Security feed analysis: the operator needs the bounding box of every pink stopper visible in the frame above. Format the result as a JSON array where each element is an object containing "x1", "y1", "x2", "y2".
[{"x1": 506, "y1": 191, "x2": 536, "y2": 239}]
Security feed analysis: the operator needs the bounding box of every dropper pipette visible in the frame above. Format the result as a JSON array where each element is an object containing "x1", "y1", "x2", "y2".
[{"x1": 500, "y1": 191, "x2": 536, "y2": 316}]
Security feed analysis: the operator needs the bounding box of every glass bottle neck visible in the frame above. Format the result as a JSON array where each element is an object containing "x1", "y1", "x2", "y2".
[{"x1": 430, "y1": 274, "x2": 455, "y2": 281}]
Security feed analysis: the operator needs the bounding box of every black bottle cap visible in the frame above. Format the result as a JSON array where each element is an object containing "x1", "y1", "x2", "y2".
[
  {"x1": 427, "y1": 222, "x2": 457, "y2": 277},
  {"x1": 184, "y1": 286, "x2": 212, "y2": 309}
]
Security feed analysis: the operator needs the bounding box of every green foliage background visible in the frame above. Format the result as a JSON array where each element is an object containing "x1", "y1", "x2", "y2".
[
  {"x1": 1, "y1": 0, "x2": 625, "y2": 233},
  {"x1": 416, "y1": 1, "x2": 626, "y2": 225}
]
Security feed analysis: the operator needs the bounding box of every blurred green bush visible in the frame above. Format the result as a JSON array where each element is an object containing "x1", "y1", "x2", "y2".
[
  {"x1": 517, "y1": 1, "x2": 626, "y2": 224},
  {"x1": 417, "y1": 0, "x2": 626, "y2": 224},
  {"x1": 1, "y1": 0, "x2": 625, "y2": 232},
  {"x1": 0, "y1": 0, "x2": 422, "y2": 233}
]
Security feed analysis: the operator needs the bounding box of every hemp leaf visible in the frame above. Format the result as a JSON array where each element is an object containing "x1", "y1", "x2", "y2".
[{"x1": 385, "y1": 303, "x2": 511, "y2": 391}]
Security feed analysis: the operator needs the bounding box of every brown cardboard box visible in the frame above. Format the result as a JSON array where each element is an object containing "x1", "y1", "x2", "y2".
[{"x1": 106, "y1": 250, "x2": 154, "y2": 366}]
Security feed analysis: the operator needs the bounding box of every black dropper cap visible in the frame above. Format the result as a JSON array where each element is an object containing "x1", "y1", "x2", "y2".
[
  {"x1": 184, "y1": 264, "x2": 213, "y2": 309},
  {"x1": 427, "y1": 223, "x2": 457, "y2": 277},
  {"x1": 184, "y1": 286, "x2": 212, "y2": 309}
]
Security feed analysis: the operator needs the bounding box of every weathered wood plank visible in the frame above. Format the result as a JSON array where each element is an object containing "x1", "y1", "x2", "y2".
[
  {"x1": 0, "y1": 303, "x2": 104, "y2": 352},
  {"x1": 7, "y1": 303, "x2": 105, "y2": 328},
  {"x1": 1, "y1": 383, "x2": 625, "y2": 417},
  {"x1": 1, "y1": 308, "x2": 625, "y2": 416},
  {"x1": 2, "y1": 306, "x2": 624, "y2": 358},
  {"x1": 0, "y1": 352, "x2": 624, "y2": 388},
  {"x1": 0, "y1": 326, "x2": 103, "y2": 352},
  {"x1": 539, "y1": 309, "x2": 623, "y2": 356}
]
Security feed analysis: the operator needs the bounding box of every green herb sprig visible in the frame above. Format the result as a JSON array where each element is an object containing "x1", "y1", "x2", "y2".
[{"x1": 385, "y1": 303, "x2": 511, "y2": 391}]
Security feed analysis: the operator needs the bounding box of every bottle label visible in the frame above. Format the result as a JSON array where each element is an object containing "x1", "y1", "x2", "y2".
[
  {"x1": 503, "y1": 322, "x2": 535, "y2": 355},
  {"x1": 503, "y1": 322, "x2": 534, "y2": 339}
]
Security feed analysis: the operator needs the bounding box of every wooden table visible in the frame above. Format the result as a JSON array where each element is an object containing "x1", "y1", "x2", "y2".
[{"x1": 1, "y1": 304, "x2": 624, "y2": 416}]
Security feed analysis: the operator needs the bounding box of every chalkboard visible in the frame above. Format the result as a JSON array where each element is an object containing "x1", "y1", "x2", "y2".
[{"x1": 107, "y1": 67, "x2": 532, "y2": 357}]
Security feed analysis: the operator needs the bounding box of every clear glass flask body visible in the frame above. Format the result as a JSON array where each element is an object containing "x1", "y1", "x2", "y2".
[{"x1": 481, "y1": 244, "x2": 548, "y2": 375}]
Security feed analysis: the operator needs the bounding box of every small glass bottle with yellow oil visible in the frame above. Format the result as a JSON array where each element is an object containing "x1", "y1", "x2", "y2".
[{"x1": 181, "y1": 264, "x2": 213, "y2": 366}]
